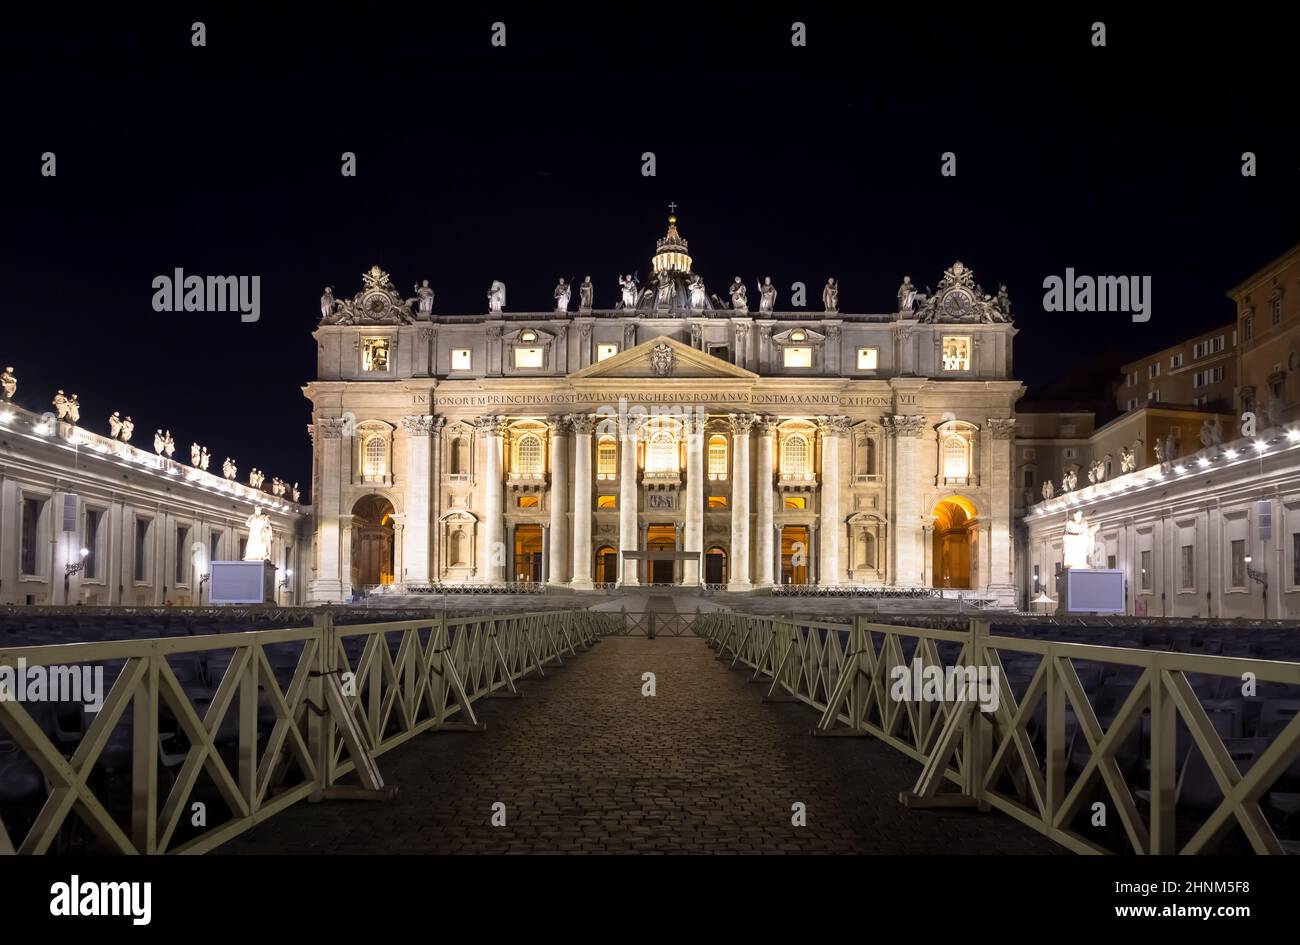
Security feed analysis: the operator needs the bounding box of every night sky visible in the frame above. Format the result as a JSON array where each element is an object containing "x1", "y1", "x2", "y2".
[{"x1": 3, "y1": 8, "x2": 1299, "y2": 500}]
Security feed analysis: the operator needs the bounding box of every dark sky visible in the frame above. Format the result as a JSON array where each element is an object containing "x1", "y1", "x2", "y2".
[{"x1": 3, "y1": 8, "x2": 1299, "y2": 499}]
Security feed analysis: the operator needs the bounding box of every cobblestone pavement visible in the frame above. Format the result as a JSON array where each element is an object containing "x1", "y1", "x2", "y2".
[{"x1": 224, "y1": 636, "x2": 1061, "y2": 854}]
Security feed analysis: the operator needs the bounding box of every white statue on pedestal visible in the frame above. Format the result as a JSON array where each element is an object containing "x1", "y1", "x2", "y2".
[
  {"x1": 688, "y1": 275, "x2": 708, "y2": 311},
  {"x1": 200, "y1": 447, "x2": 210, "y2": 471},
  {"x1": 121, "y1": 416, "x2": 134, "y2": 443},
  {"x1": 618, "y1": 275, "x2": 638, "y2": 310},
  {"x1": 554, "y1": 278, "x2": 571, "y2": 313},
  {"x1": 823, "y1": 278, "x2": 839, "y2": 313},
  {"x1": 191, "y1": 443, "x2": 201, "y2": 466},
  {"x1": 154, "y1": 430, "x2": 165, "y2": 455},
  {"x1": 487, "y1": 281, "x2": 506, "y2": 313},
  {"x1": 729, "y1": 277, "x2": 748, "y2": 313},
  {"x1": 242, "y1": 506, "x2": 273, "y2": 562},
  {"x1": 757, "y1": 277, "x2": 777, "y2": 313},
  {"x1": 109, "y1": 412, "x2": 123, "y2": 439},
  {"x1": 223, "y1": 457, "x2": 237, "y2": 480},
  {"x1": 66, "y1": 395, "x2": 80, "y2": 425},
  {"x1": 1062, "y1": 510, "x2": 1100, "y2": 570},
  {"x1": 0, "y1": 367, "x2": 15, "y2": 401},
  {"x1": 53, "y1": 390, "x2": 70, "y2": 420}
]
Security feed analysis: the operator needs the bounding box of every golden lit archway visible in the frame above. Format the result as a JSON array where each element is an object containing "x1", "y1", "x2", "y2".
[
  {"x1": 931, "y1": 496, "x2": 977, "y2": 589},
  {"x1": 352, "y1": 494, "x2": 395, "y2": 587}
]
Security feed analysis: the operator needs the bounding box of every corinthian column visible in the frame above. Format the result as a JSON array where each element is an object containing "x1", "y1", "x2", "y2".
[
  {"x1": 476, "y1": 416, "x2": 507, "y2": 582},
  {"x1": 400, "y1": 415, "x2": 438, "y2": 584},
  {"x1": 547, "y1": 416, "x2": 570, "y2": 585},
  {"x1": 308, "y1": 417, "x2": 347, "y2": 602},
  {"x1": 728, "y1": 413, "x2": 754, "y2": 591},
  {"x1": 754, "y1": 417, "x2": 776, "y2": 586},
  {"x1": 818, "y1": 416, "x2": 849, "y2": 586},
  {"x1": 618, "y1": 414, "x2": 640, "y2": 586},
  {"x1": 682, "y1": 412, "x2": 705, "y2": 585},
  {"x1": 569, "y1": 415, "x2": 594, "y2": 588}
]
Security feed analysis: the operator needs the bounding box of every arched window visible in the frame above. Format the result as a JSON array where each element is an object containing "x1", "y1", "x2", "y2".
[
  {"x1": 363, "y1": 436, "x2": 387, "y2": 480},
  {"x1": 707, "y1": 434, "x2": 728, "y2": 479},
  {"x1": 516, "y1": 434, "x2": 542, "y2": 477},
  {"x1": 647, "y1": 431, "x2": 677, "y2": 473},
  {"x1": 942, "y1": 435, "x2": 969, "y2": 480},
  {"x1": 449, "y1": 437, "x2": 469, "y2": 476},
  {"x1": 783, "y1": 435, "x2": 808, "y2": 475},
  {"x1": 597, "y1": 437, "x2": 617, "y2": 479}
]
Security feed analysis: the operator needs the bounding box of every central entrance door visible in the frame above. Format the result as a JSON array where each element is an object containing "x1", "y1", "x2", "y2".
[
  {"x1": 704, "y1": 547, "x2": 727, "y2": 585},
  {"x1": 780, "y1": 525, "x2": 809, "y2": 584},
  {"x1": 931, "y1": 497, "x2": 977, "y2": 589},
  {"x1": 646, "y1": 523, "x2": 676, "y2": 584},
  {"x1": 513, "y1": 524, "x2": 543, "y2": 582}
]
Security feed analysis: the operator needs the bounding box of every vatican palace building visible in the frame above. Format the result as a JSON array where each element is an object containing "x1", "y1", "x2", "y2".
[{"x1": 304, "y1": 216, "x2": 1023, "y2": 603}]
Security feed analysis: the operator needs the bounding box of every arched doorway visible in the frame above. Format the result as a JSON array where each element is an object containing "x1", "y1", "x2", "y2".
[
  {"x1": 931, "y1": 497, "x2": 977, "y2": 589},
  {"x1": 646, "y1": 523, "x2": 676, "y2": 584},
  {"x1": 513, "y1": 524, "x2": 543, "y2": 582},
  {"x1": 353, "y1": 495, "x2": 395, "y2": 587},
  {"x1": 780, "y1": 526, "x2": 809, "y2": 585},
  {"x1": 594, "y1": 545, "x2": 618, "y2": 584},
  {"x1": 705, "y1": 546, "x2": 728, "y2": 585}
]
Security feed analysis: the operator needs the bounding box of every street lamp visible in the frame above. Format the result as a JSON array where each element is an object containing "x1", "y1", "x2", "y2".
[
  {"x1": 1245, "y1": 554, "x2": 1268, "y2": 618},
  {"x1": 63, "y1": 547, "x2": 90, "y2": 601}
]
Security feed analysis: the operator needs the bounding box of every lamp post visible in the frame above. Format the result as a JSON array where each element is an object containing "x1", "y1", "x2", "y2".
[
  {"x1": 1245, "y1": 554, "x2": 1268, "y2": 619},
  {"x1": 63, "y1": 546, "x2": 89, "y2": 602}
]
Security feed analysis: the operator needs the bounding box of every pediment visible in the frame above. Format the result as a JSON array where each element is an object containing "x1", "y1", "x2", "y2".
[{"x1": 568, "y1": 335, "x2": 758, "y2": 380}]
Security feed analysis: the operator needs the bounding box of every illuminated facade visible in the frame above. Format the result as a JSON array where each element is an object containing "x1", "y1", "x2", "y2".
[
  {"x1": 304, "y1": 216, "x2": 1023, "y2": 602},
  {"x1": 0, "y1": 400, "x2": 308, "y2": 606}
]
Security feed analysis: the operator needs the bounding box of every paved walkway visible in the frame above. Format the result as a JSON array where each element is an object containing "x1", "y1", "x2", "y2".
[{"x1": 224, "y1": 637, "x2": 1060, "y2": 854}]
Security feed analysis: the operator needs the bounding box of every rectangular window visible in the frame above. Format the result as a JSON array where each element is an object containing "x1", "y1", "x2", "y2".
[
  {"x1": 175, "y1": 525, "x2": 190, "y2": 584},
  {"x1": 596, "y1": 439, "x2": 617, "y2": 479},
  {"x1": 513, "y1": 346, "x2": 544, "y2": 369},
  {"x1": 1231, "y1": 539, "x2": 1246, "y2": 589},
  {"x1": 1126, "y1": 398, "x2": 1138, "y2": 411},
  {"x1": 1060, "y1": 424, "x2": 1077, "y2": 437},
  {"x1": 517, "y1": 495, "x2": 540, "y2": 509},
  {"x1": 1242, "y1": 316, "x2": 1253, "y2": 341},
  {"x1": 1022, "y1": 468, "x2": 1035, "y2": 488},
  {"x1": 84, "y1": 508, "x2": 102, "y2": 579},
  {"x1": 1062, "y1": 447, "x2": 1077, "y2": 459},
  {"x1": 1272, "y1": 299, "x2": 1282, "y2": 325},
  {"x1": 450, "y1": 348, "x2": 472, "y2": 371},
  {"x1": 783, "y1": 496, "x2": 806, "y2": 510},
  {"x1": 238, "y1": 536, "x2": 248, "y2": 560},
  {"x1": 1140, "y1": 550, "x2": 1152, "y2": 590},
  {"x1": 210, "y1": 531, "x2": 222, "y2": 566},
  {"x1": 361, "y1": 337, "x2": 390, "y2": 372},
  {"x1": 707, "y1": 344, "x2": 730, "y2": 362},
  {"x1": 1148, "y1": 363, "x2": 1160, "y2": 379},
  {"x1": 707, "y1": 495, "x2": 728, "y2": 509},
  {"x1": 1170, "y1": 353, "x2": 1183, "y2": 369},
  {"x1": 1180, "y1": 544, "x2": 1195, "y2": 589},
  {"x1": 783, "y1": 346, "x2": 813, "y2": 368},
  {"x1": 941, "y1": 336, "x2": 971, "y2": 371},
  {"x1": 856, "y1": 347, "x2": 878, "y2": 370},
  {"x1": 596, "y1": 495, "x2": 616, "y2": 510},
  {"x1": 1107, "y1": 555, "x2": 1117, "y2": 569},
  {"x1": 596, "y1": 343, "x2": 619, "y2": 362},
  {"x1": 135, "y1": 518, "x2": 151, "y2": 582},
  {"x1": 20, "y1": 497, "x2": 43, "y2": 575}
]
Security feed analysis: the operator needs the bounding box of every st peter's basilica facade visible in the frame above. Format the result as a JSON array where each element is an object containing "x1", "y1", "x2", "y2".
[{"x1": 304, "y1": 216, "x2": 1023, "y2": 603}]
